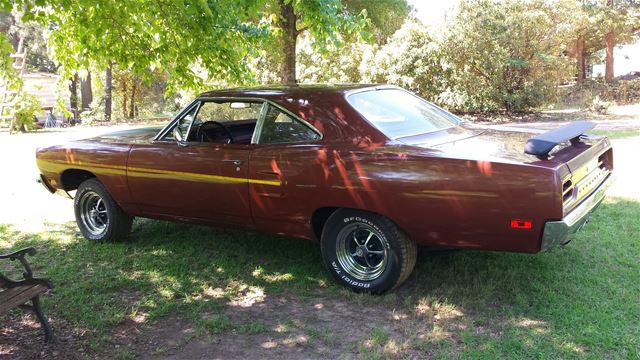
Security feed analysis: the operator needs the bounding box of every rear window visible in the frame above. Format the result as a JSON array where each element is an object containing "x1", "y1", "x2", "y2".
[{"x1": 346, "y1": 88, "x2": 460, "y2": 139}]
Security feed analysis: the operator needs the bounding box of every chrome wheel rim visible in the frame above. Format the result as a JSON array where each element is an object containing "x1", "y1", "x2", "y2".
[
  {"x1": 79, "y1": 191, "x2": 109, "y2": 236},
  {"x1": 336, "y1": 223, "x2": 388, "y2": 281}
]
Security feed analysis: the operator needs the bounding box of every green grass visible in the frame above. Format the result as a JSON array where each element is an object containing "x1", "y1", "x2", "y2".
[{"x1": 1, "y1": 197, "x2": 638, "y2": 358}]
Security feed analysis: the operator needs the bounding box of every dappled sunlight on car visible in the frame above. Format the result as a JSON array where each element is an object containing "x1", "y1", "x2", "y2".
[
  {"x1": 64, "y1": 146, "x2": 76, "y2": 163},
  {"x1": 332, "y1": 149, "x2": 365, "y2": 208}
]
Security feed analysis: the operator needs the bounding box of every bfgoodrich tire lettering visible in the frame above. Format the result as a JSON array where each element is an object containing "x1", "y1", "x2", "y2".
[
  {"x1": 320, "y1": 209, "x2": 417, "y2": 294},
  {"x1": 74, "y1": 178, "x2": 133, "y2": 241}
]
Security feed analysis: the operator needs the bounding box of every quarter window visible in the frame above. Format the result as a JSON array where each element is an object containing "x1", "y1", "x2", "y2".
[
  {"x1": 163, "y1": 106, "x2": 197, "y2": 141},
  {"x1": 258, "y1": 105, "x2": 320, "y2": 144}
]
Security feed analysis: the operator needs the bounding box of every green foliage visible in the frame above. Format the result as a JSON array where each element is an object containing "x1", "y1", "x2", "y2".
[
  {"x1": 281, "y1": 0, "x2": 368, "y2": 50},
  {"x1": 362, "y1": 21, "x2": 448, "y2": 102},
  {"x1": 0, "y1": 32, "x2": 19, "y2": 90},
  {"x1": 343, "y1": 0, "x2": 411, "y2": 44},
  {"x1": 296, "y1": 32, "x2": 372, "y2": 83},
  {"x1": 0, "y1": 0, "x2": 638, "y2": 114},
  {"x1": 1, "y1": 196, "x2": 639, "y2": 357},
  {"x1": 12, "y1": 92, "x2": 40, "y2": 132},
  {"x1": 11, "y1": 0, "x2": 268, "y2": 93},
  {"x1": 560, "y1": 78, "x2": 640, "y2": 109},
  {"x1": 441, "y1": 0, "x2": 576, "y2": 112},
  {"x1": 577, "y1": 0, "x2": 640, "y2": 63}
]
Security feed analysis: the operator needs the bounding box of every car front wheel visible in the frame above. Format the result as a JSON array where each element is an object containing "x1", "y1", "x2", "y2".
[
  {"x1": 74, "y1": 178, "x2": 133, "y2": 241},
  {"x1": 320, "y1": 209, "x2": 417, "y2": 294}
]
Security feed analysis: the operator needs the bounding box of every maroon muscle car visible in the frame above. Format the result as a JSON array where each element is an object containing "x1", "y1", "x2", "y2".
[{"x1": 36, "y1": 85, "x2": 614, "y2": 293}]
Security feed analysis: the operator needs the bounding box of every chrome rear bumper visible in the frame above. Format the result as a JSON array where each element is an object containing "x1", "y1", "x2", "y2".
[{"x1": 540, "y1": 174, "x2": 614, "y2": 251}]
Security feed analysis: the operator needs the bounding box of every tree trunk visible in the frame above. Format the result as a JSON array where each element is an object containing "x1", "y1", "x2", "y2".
[
  {"x1": 278, "y1": 0, "x2": 297, "y2": 84},
  {"x1": 129, "y1": 79, "x2": 137, "y2": 119},
  {"x1": 121, "y1": 77, "x2": 128, "y2": 119},
  {"x1": 576, "y1": 35, "x2": 586, "y2": 84},
  {"x1": 69, "y1": 74, "x2": 78, "y2": 109},
  {"x1": 605, "y1": 31, "x2": 615, "y2": 82},
  {"x1": 605, "y1": 0, "x2": 615, "y2": 83},
  {"x1": 80, "y1": 72, "x2": 93, "y2": 111},
  {"x1": 104, "y1": 62, "x2": 113, "y2": 121}
]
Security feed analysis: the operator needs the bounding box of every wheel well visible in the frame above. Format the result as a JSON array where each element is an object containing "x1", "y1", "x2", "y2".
[
  {"x1": 60, "y1": 169, "x2": 96, "y2": 191},
  {"x1": 311, "y1": 207, "x2": 408, "y2": 242},
  {"x1": 311, "y1": 207, "x2": 339, "y2": 241}
]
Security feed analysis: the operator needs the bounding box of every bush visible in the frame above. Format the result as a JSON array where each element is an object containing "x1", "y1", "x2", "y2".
[
  {"x1": 12, "y1": 92, "x2": 41, "y2": 132},
  {"x1": 558, "y1": 79, "x2": 640, "y2": 110},
  {"x1": 361, "y1": 21, "x2": 448, "y2": 102},
  {"x1": 440, "y1": 0, "x2": 576, "y2": 112}
]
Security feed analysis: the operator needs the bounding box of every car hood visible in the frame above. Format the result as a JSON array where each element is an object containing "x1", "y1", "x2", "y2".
[
  {"x1": 88, "y1": 126, "x2": 164, "y2": 143},
  {"x1": 398, "y1": 123, "x2": 545, "y2": 165}
]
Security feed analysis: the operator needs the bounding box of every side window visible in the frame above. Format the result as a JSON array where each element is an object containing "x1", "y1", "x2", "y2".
[
  {"x1": 258, "y1": 105, "x2": 320, "y2": 144},
  {"x1": 162, "y1": 101, "x2": 263, "y2": 143},
  {"x1": 163, "y1": 106, "x2": 197, "y2": 141}
]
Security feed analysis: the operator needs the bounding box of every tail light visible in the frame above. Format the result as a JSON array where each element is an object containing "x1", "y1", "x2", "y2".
[{"x1": 511, "y1": 219, "x2": 533, "y2": 230}]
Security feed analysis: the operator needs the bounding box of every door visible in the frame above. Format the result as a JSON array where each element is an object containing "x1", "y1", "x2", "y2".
[
  {"x1": 127, "y1": 99, "x2": 263, "y2": 226},
  {"x1": 248, "y1": 103, "x2": 324, "y2": 238}
]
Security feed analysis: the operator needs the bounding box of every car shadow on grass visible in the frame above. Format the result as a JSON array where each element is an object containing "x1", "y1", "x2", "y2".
[{"x1": 0, "y1": 198, "x2": 638, "y2": 359}]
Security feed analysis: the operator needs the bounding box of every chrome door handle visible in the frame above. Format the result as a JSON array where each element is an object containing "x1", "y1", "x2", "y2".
[{"x1": 221, "y1": 159, "x2": 244, "y2": 165}]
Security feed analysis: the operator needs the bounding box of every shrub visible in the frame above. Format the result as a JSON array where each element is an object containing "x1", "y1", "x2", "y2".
[{"x1": 12, "y1": 92, "x2": 41, "y2": 132}]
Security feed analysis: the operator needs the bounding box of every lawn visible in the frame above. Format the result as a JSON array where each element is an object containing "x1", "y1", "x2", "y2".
[{"x1": 1, "y1": 196, "x2": 638, "y2": 359}]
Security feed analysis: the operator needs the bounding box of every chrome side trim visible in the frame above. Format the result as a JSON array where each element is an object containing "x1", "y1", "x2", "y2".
[{"x1": 540, "y1": 173, "x2": 615, "y2": 251}]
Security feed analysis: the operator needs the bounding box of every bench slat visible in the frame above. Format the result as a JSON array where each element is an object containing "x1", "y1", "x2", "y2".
[{"x1": 0, "y1": 284, "x2": 48, "y2": 315}]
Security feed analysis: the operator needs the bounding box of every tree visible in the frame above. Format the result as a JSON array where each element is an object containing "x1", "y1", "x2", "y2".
[
  {"x1": 361, "y1": 21, "x2": 448, "y2": 101},
  {"x1": 260, "y1": 0, "x2": 367, "y2": 84},
  {"x1": 105, "y1": 62, "x2": 112, "y2": 121},
  {"x1": 69, "y1": 74, "x2": 78, "y2": 110},
  {"x1": 605, "y1": 0, "x2": 615, "y2": 82},
  {"x1": 1, "y1": 0, "x2": 269, "y2": 94},
  {"x1": 574, "y1": 0, "x2": 639, "y2": 82},
  {"x1": 343, "y1": 0, "x2": 411, "y2": 44},
  {"x1": 293, "y1": 0, "x2": 411, "y2": 84},
  {"x1": 80, "y1": 71, "x2": 92, "y2": 111},
  {"x1": 442, "y1": 0, "x2": 577, "y2": 111}
]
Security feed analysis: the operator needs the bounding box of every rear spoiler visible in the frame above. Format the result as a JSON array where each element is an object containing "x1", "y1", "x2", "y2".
[{"x1": 524, "y1": 121, "x2": 595, "y2": 158}]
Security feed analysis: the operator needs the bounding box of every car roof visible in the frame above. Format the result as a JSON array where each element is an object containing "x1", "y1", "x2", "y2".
[{"x1": 197, "y1": 84, "x2": 382, "y2": 99}]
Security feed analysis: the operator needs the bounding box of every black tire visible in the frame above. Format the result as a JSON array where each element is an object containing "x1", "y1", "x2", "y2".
[
  {"x1": 74, "y1": 178, "x2": 133, "y2": 241},
  {"x1": 320, "y1": 209, "x2": 417, "y2": 294}
]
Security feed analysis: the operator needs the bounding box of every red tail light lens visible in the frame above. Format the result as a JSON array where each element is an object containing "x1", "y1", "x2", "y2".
[{"x1": 511, "y1": 219, "x2": 533, "y2": 229}]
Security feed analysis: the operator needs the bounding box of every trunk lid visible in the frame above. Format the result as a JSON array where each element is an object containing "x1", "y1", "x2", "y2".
[
  {"x1": 398, "y1": 123, "x2": 611, "y2": 171},
  {"x1": 398, "y1": 122, "x2": 613, "y2": 214}
]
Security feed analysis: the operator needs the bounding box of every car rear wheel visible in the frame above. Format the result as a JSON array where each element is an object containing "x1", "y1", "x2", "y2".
[
  {"x1": 320, "y1": 209, "x2": 417, "y2": 294},
  {"x1": 74, "y1": 178, "x2": 133, "y2": 241}
]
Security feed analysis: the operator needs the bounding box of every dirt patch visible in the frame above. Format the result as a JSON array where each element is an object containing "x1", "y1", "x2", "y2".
[
  {"x1": 0, "y1": 311, "x2": 87, "y2": 360},
  {"x1": 102, "y1": 291, "x2": 430, "y2": 359}
]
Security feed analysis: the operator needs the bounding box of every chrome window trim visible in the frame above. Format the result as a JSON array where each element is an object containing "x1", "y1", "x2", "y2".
[
  {"x1": 255, "y1": 102, "x2": 323, "y2": 145},
  {"x1": 251, "y1": 102, "x2": 269, "y2": 145},
  {"x1": 182, "y1": 101, "x2": 203, "y2": 142},
  {"x1": 154, "y1": 101, "x2": 201, "y2": 141}
]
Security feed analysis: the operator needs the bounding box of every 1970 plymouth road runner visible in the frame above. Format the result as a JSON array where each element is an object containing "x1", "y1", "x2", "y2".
[{"x1": 36, "y1": 85, "x2": 614, "y2": 293}]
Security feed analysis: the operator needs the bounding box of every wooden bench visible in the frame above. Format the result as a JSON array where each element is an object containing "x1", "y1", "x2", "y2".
[{"x1": 0, "y1": 247, "x2": 53, "y2": 343}]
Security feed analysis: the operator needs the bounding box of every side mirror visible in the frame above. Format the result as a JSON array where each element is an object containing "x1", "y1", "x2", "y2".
[{"x1": 173, "y1": 127, "x2": 184, "y2": 142}]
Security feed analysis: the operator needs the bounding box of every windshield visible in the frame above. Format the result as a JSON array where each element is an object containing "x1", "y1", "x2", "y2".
[{"x1": 346, "y1": 88, "x2": 461, "y2": 139}]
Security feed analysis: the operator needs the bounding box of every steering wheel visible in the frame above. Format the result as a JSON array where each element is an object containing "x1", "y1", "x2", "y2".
[{"x1": 196, "y1": 121, "x2": 235, "y2": 144}]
